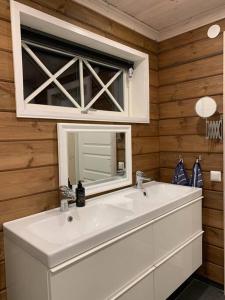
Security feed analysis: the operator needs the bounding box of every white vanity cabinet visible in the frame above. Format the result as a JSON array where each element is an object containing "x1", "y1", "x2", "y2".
[
  {"x1": 5, "y1": 196, "x2": 202, "y2": 300},
  {"x1": 49, "y1": 224, "x2": 155, "y2": 300}
]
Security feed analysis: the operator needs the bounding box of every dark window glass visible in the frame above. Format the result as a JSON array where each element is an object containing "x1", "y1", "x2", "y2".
[
  {"x1": 89, "y1": 62, "x2": 118, "y2": 84},
  {"x1": 58, "y1": 60, "x2": 81, "y2": 106},
  {"x1": 83, "y1": 63, "x2": 102, "y2": 106},
  {"x1": 108, "y1": 72, "x2": 124, "y2": 109},
  {"x1": 22, "y1": 49, "x2": 49, "y2": 99},
  {"x1": 30, "y1": 82, "x2": 75, "y2": 107},
  {"x1": 30, "y1": 46, "x2": 71, "y2": 73},
  {"x1": 92, "y1": 93, "x2": 120, "y2": 112}
]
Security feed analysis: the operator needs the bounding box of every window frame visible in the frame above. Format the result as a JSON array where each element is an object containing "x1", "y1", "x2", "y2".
[
  {"x1": 22, "y1": 41, "x2": 128, "y2": 114},
  {"x1": 11, "y1": 0, "x2": 149, "y2": 123}
]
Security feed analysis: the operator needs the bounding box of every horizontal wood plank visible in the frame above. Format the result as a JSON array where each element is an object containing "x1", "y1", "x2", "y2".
[
  {"x1": 159, "y1": 116, "x2": 207, "y2": 136},
  {"x1": 203, "y1": 226, "x2": 224, "y2": 249},
  {"x1": 149, "y1": 70, "x2": 158, "y2": 87},
  {"x1": 150, "y1": 86, "x2": 158, "y2": 104},
  {"x1": 133, "y1": 153, "x2": 159, "y2": 172},
  {"x1": 150, "y1": 103, "x2": 159, "y2": 120},
  {"x1": 0, "y1": 20, "x2": 11, "y2": 52},
  {"x1": 203, "y1": 208, "x2": 223, "y2": 230},
  {"x1": 0, "y1": 140, "x2": 58, "y2": 171},
  {"x1": 159, "y1": 55, "x2": 222, "y2": 86},
  {"x1": 132, "y1": 137, "x2": 159, "y2": 155},
  {"x1": 0, "y1": 51, "x2": 13, "y2": 82},
  {"x1": 160, "y1": 135, "x2": 223, "y2": 153},
  {"x1": 198, "y1": 261, "x2": 224, "y2": 285},
  {"x1": 0, "y1": 232, "x2": 3, "y2": 261},
  {"x1": 0, "y1": 0, "x2": 10, "y2": 21},
  {"x1": 0, "y1": 166, "x2": 58, "y2": 201},
  {"x1": 203, "y1": 243, "x2": 224, "y2": 267},
  {"x1": 159, "y1": 95, "x2": 222, "y2": 119},
  {"x1": 159, "y1": 35, "x2": 223, "y2": 69},
  {"x1": 0, "y1": 82, "x2": 15, "y2": 111},
  {"x1": 0, "y1": 261, "x2": 5, "y2": 290},
  {"x1": 0, "y1": 112, "x2": 57, "y2": 141},
  {"x1": 160, "y1": 152, "x2": 223, "y2": 172},
  {"x1": 160, "y1": 168, "x2": 223, "y2": 192},
  {"x1": 149, "y1": 54, "x2": 158, "y2": 71},
  {"x1": 0, "y1": 190, "x2": 59, "y2": 230},
  {"x1": 203, "y1": 190, "x2": 223, "y2": 211},
  {"x1": 132, "y1": 121, "x2": 158, "y2": 137},
  {"x1": 159, "y1": 74, "x2": 222, "y2": 103}
]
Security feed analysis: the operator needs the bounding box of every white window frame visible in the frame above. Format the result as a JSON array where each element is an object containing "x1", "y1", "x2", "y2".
[{"x1": 11, "y1": 0, "x2": 150, "y2": 123}]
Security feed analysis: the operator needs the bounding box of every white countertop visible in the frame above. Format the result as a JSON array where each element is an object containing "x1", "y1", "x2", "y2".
[{"x1": 3, "y1": 181, "x2": 202, "y2": 268}]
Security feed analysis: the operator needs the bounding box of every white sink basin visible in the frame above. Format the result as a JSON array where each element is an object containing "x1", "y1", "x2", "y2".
[
  {"x1": 28, "y1": 203, "x2": 133, "y2": 245},
  {"x1": 3, "y1": 181, "x2": 202, "y2": 268}
]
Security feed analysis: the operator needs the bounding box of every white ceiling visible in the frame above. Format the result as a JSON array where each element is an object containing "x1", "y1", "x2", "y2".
[
  {"x1": 102, "y1": 0, "x2": 225, "y2": 31},
  {"x1": 74, "y1": 0, "x2": 225, "y2": 40}
]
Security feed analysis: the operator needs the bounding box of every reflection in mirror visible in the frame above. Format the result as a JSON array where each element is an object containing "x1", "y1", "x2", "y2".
[
  {"x1": 58, "y1": 123, "x2": 132, "y2": 195},
  {"x1": 67, "y1": 131, "x2": 126, "y2": 188}
]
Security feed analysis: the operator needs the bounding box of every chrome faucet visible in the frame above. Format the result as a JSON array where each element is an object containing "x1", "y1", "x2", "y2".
[
  {"x1": 136, "y1": 171, "x2": 152, "y2": 189},
  {"x1": 59, "y1": 185, "x2": 76, "y2": 212}
]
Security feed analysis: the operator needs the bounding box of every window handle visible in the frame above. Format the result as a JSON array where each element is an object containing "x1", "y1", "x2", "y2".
[{"x1": 81, "y1": 108, "x2": 98, "y2": 114}]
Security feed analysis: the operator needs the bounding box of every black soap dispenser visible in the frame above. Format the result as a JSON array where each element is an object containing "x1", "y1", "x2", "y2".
[{"x1": 76, "y1": 181, "x2": 85, "y2": 207}]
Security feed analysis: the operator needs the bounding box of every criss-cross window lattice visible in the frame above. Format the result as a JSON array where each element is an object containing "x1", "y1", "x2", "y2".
[{"x1": 22, "y1": 42, "x2": 125, "y2": 113}]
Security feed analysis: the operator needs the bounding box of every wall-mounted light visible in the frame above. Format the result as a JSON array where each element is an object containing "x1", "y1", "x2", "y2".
[
  {"x1": 207, "y1": 24, "x2": 221, "y2": 38},
  {"x1": 195, "y1": 96, "x2": 222, "y2": 140}
]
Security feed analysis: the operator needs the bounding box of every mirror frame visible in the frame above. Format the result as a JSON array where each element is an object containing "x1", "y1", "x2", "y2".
[{"x1": 57, "y1": 123, "x2": 132, "y2": 195}]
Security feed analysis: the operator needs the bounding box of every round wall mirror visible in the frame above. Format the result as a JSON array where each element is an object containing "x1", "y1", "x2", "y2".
[
  {"x1": 207, "y1": 24, "x2": 220, "y2": 38},
  {"x1": 195, "y1": 97, "x2": 217, "y2": 118}
]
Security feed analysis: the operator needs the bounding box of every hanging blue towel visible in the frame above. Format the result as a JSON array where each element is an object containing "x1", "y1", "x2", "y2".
[
  {"x1": 172, "y1": 160, "x2": 189, "y2": 186},
  {"x1": 190, "y1": 161, "x2": 203, "y2": 188}
]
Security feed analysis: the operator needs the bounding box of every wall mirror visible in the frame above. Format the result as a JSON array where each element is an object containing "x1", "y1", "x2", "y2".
[
  {"x1": 195, "y1": 96, "x2": 217, "y2": 118},
  {"x1": 57, "y1": 123, "x2": 132, "y2": 195}
]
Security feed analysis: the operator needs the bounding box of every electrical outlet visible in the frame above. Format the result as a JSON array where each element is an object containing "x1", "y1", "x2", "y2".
[{"x1": 210, "y1": 171, "x2": 221, "y2": 182}]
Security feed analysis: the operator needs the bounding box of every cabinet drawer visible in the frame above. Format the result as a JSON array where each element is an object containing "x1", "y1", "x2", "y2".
[
  {"x1": 116, "y1": 269, "x2": 154, "y2": 300},
  {"x1": 154, "y1": 233, "x2": 203, "y2": 300},
  {"x1": 153, "y1": 199, "x2": 201, "y2": 262},
  {"x1": 50, "y1": 223, "x2": 154, "y2": 300}
]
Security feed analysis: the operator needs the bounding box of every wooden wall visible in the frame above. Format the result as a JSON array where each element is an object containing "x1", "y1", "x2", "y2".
[
  {"x1": 159, "y1": 20, "x2": 224, "y2": 285},
  {"x1": 0, "y1": 0, "x2": 159, "y2": 298},
  {"x1": 1, "y1": 0, "x2": 224, "y2": 296}
]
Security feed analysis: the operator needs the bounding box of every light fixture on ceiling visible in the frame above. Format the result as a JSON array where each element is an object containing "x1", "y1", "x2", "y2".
[{"x1": 207, "y1": 24, "x2": 220, "y2": 38}]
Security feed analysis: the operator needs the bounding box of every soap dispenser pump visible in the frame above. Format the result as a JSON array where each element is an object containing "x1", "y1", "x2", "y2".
[{"x1": 76, "y1": 181, "x2": 85, "y2": 207}]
